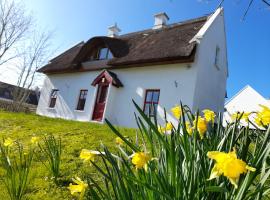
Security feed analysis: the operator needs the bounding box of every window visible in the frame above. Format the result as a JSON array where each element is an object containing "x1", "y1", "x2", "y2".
[
  {"x1": 97, "y1": 48, "x2": 113, "y2": 60},
  {"x1": 49, "y1": 89, "x2": 58, "y2": 108},
  {"x1": 214, "y1": 46, "x2": 220, "y2": 69},
  {"x1": 76, "y1": 90, "x2": 88, "y2": 111},
  {"x1": 143, "y1": 89, "x2": 160, "y2": 117}
]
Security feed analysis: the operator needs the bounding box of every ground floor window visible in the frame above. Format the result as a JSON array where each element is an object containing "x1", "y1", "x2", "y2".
[
  {"x1": 76, "y1": 90, "x2": 88, "y2": 110},
  {"x1": 143, "y1": 89, "x2": 160, "y2": 117},
  {"x1": 49, "y1": 89, "x2": 59, "y2": 108}
]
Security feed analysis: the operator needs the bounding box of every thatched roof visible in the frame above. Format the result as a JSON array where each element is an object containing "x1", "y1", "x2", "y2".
[{"x1": 38, "y1": 15, "x2": 209, "y2": 74}]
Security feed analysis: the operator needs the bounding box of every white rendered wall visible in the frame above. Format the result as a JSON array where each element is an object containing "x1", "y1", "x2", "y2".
[
  {"x1": 103, "y1": 64, "x2": 198, "y2": 127},
  {"x1": 37, "y1": 71, "x2": 100, "y2": 121},
  {"x1": 37, "y1": 63, "x2": 199, "y2": 128},
  {"x1": 192, "y1": 9, "x2": 228, "y2": 114}
]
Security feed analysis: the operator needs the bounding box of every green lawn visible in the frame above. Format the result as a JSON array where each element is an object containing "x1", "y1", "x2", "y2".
[{"x1": 0, "y1": 111, "x2": 137, "y2": 199}]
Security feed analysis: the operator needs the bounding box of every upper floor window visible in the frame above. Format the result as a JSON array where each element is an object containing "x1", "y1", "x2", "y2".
[
  {"x1": 143, "y1": 89, "x2": 160, "y2": 117},
  {"x1": 49, "y1": 89, "x2": 59, "y2": 108},
  {"x1": 76, "y1": 90, "x2": 88, "y2": 111},
  {"x1": 98, "y1": 47, "x2": 113, "y2": 60},
  {"x1": 214, "y1": 46, "x2": 220, "y2": 69}
]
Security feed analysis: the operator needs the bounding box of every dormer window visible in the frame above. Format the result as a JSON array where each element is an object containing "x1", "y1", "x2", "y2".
[{"x1": 97, "y1": 47, "x2": 113, "y2": 60}]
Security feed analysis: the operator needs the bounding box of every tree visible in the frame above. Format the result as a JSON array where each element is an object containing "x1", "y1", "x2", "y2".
[
  {"x1": 0, "y1": 0, "x2": 52, "y2": 111},
  {"x1": 0, "y1": 0, "x2": 31, "y2": 66},
  {"x1": 13, "y1": 31, "x2": 51, "y2": 108}
]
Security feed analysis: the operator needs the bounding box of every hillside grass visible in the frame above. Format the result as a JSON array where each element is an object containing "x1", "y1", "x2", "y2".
[{"x1": 0, "y1": 111, "x2": 137, "y2": 200}]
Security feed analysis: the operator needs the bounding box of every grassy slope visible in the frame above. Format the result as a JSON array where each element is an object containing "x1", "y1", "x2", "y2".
[{"x1": 0, "y1": 111, "x2": 137, "y2": 200}]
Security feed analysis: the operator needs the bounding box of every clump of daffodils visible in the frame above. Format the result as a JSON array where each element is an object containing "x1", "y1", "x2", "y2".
[
  {"x1": 85, "y1": 102, "x2": 270, "y2": 199},
  {"x1": 171, "y1": 106, "x2": 216, "y2": 139},
  {"x1": 207, "y1": 148, "x2": 256, "y2": 188}
]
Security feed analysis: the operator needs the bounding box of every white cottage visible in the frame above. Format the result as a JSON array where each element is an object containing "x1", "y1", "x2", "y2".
[{"x1": 36, "y1": 8, "x2": 228, "y2": 128}]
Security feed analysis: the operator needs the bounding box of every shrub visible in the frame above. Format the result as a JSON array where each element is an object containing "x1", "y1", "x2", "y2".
[{"x1": 84, "y1": 102, "x2": 270, "y2": 200}]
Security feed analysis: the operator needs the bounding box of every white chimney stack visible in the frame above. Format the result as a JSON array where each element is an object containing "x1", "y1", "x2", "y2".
[
  {"x1": 153, "y1": 12, "x2": 169, "y2": 29},
  {"x1": 108, "y1": 23, "x2": 121, "y2": 37}
]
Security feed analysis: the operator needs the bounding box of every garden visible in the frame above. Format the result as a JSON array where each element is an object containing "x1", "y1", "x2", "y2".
[{"x1": 0, "y1": 102, "x2": 269, "y2": 200}]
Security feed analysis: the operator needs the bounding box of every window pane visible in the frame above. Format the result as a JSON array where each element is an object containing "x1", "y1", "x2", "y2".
[
  {"x1": 145, "y1": 91, "x2": 153, "y2": 102},
  {"x1": 107, "y1": 50, "x2": 113, "y2": 59},
  {"x1": 149, "y1": 104, "x2": 158, "y2": 116},
  {"x1": 99, "y1": 48, "x2": 108, "y2": 60},
  {"x1": 144, "y1": 103, "x2": 150, "y2": 116},
  {"x1": 152, "y1": 91, "x2": 160, "y2": 103}
]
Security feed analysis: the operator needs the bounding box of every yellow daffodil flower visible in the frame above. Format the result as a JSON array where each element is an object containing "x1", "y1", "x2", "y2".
[
  {"x1": 4, "y1": 138, "x2": 13, "y2": 147},
  {"x1": 31, "y1": 136, "x2": 40, "y2": 145},
  {"x1": 255, "y1": 105, "x2": 270, "y2": 127},
  {"x1": 80, "y1": 149, "x2": 98, "y2": 163},
  {"x1": 171, "y1": 105, "x2": 182, "y2": 119},
  {"x1": 132, "y1": 152, "x2": 151, "y2": 170},
  {"x1": 203, "y1": 109, "x2": 216, "y2": 123},
  {"x1": 115, "y1": 137, "x2": 124, "y2": 145},
  {"x1": 158, "y1": 122, "x2": 173, "y2": 134},
  {"x1": 193, "y1": 116, "x2": 207, "y2": 139},
  {"x1": 207, "y1": 149, "x2": 256, "y2": 189},
  {"x1": 185, "y1": 122, "x2": 193, "y2": 136},
  {"x1": 68, "y1": 177, "x2": 88, "y2": 200},
  {"x1": 231, "y1": 112, "x2": 250, "y2": 123}
]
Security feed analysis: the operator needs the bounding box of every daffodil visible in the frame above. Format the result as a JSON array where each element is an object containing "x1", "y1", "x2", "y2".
[
  {"x1": 31, "y1": 136, "x2": 40, "y2": 145},
  {"x1": 185, "y1": 122, "x2": 193, "y2": 136},
  {"x1": 231, "y1": 112, "x2": 250, "y2": 122},
  {"x1": 255, "y1": 105, "x2": 270, "y2": 127},
  {"x1": 68, "y1": 177, "x2": 88, "y2": 200},
  {"x1": 115, "y1": 137, "x2": 124, "y2": 145},
  {"x1": 193, "y1": 116, "x2": 207, "y2": 139},
  {"x1": 158, "y1": 122, "x2": 173, "y2": 134},
  {"x1": 207, "y1": 149, "x2": 256, "y2": 188},
  {"x1": 203, "y1": 109, "x2": 216, "y2": 123},
  {"x1": 4, "y1": 138, "x2": 13, "y2": 147},
  {"x1": 132, "y1": 152, "x2": 151, "y2": 170},
  {"x1": 80, "y1": 149, "x2": 99, "y2": 163},
  {"x1": 171, "y1": 105, "x2": 182, "y2": 119}
]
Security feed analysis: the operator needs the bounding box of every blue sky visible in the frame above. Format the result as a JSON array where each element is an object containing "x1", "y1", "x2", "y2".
[{"x1": 22, "y1": 0, "x2": 270, "y2": 99}]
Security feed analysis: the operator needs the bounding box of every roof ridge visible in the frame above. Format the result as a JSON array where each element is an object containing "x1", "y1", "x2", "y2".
[
  {"x1": 119, "y1": 14, "x2": 210, "y2": 38},
  {"x1": 225, "y1": 85, "x2": 265, "y2": 105}
]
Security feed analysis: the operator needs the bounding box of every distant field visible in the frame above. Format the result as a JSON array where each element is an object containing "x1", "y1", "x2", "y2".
[{"x1": 0, "y1": 111, "x2": 137, "y2": 199}]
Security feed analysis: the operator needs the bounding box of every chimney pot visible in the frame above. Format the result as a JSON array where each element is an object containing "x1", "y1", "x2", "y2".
[
  {"x1": 108, "y1": 23, "x2": 121, "y2": 37},
  {"x1": 153, "y1": 12, "x2": 169, "y2": 29}
]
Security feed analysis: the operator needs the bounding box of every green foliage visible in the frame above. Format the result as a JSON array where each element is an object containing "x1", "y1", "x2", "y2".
[
  {"x1": 37, "y1": 135, "x2": 62, "y2": 184},
  {"x1": 0, "y1": 142, "x2": 33, "y2": 200},
  {"x1": 86, "y1": 102, "x2": 270, "y2": 200},
  {"x1": 0, "y1": 111, "x2": 136, "y2": 199}
]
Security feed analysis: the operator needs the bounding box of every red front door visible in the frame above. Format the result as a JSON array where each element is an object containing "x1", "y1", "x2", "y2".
[{"x1": 92, "y1": 83, "x2": 109, "y2": 121}]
